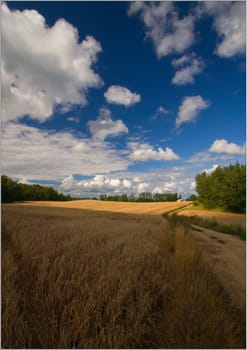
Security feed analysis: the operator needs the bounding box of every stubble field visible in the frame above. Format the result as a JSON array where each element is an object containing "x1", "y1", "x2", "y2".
[{"x1": 2, "y1": 202, "x2": 245, "y2": 349}]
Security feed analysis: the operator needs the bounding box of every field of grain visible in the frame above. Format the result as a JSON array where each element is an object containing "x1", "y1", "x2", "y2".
[
  {"x1": 2, "y1": 204, "x2": 245, "y2": 349},
  {"x1": 177, "y1": 208, "x2": 246, "y2": 228},
  {"x1": 15, "y1": 199, "x2": 189, "y2": 215}
]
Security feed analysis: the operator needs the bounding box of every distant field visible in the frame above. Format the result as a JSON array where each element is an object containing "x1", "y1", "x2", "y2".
[
  {"x1": 2, "y1": 204, "x2": 245, "y2": 349},
  {"x1": 177, "y1": 208, "x2": 246, "y2": 228},
  {"x1": 14, "y1": 199, "x2": 190, "y2": 215}
]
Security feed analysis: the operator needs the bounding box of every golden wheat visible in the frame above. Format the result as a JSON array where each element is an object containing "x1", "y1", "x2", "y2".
[
  {"x1": 178, "y1": 208, "x2": 246, "y2": 228},
  {"x1": 2, "y1": 204, "x2": 245, "y2": 348},
  {"x1": 13, "y1": 199, "x2": 189, "y2": 215}
]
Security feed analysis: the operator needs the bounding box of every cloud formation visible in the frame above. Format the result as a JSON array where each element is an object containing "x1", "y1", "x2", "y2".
[
  {"x1": 197, "y1": 2, "x2": 245, "y2": 58},
  {"x1": 128, "y1": 142, "x2": 180, "y2": 162},
  {"x1": 209, "y1": 139, "x2": 246, "y2": 155},
  {"x1": 176, "y1": 96, "x2": 209, "y2": 127},
  {"x1": 2, "y1": 3, "x2": 102, "y2": 122},
  {"x1": 2, "y1": 122, "x2": 130, "y2": 180},
  {"x1": 60, "y1": 174, "x2": 135, "y2": 194},
  {"x1": 171, "y1": 53, "x2": 204, "y2": 85},
  {"x1": 104, "y1": 85, "x2": 141, "y2": 106},
  {"x1": 128, "y1": 2, "x2": 195, "y2": 58},
  {"x1": 88, "y1": 108, "x2": 128, "y2": 140}
]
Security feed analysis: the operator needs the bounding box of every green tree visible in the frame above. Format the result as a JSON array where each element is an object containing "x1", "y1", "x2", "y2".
[{"x1": 195, "y1": 163, "x2": 246, "y2": 213}]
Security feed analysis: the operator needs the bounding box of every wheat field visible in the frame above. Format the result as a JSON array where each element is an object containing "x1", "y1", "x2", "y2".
[
  {"x1": 2, "y1": 204, "x2": 245, "y2": 349},
  {"x1": 14, "y1": 199, "x2": 189, "y2": 215},
  {"x1": 177, "y1": 208, "x2": 246, "y2": 228}
]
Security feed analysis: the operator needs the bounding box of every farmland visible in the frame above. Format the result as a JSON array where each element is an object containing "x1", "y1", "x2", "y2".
[
  {"x1": 2, "y1": 202, "x2": 246, "y2": 348},
  {"x1": 14, "y1": 199, "x2": 190, "y2": 215},
  {"x1": 177, "y1": 208, "x2": 246, "y2": 229}
]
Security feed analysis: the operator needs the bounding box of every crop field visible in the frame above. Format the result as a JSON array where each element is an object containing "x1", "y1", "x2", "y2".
[
  {"x1": 2, "y1": 204, "x2": 245, "y2": 349},
  {"x1": 15, "y1": 199, "x2": 190, "y2": 215},
  {"x1": 177, "y1": 208, "x2": 246, "y2": 228}
]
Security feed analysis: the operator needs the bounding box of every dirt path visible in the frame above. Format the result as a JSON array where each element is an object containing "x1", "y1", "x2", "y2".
[{"x1": 190, "y1": 225, "x2": 245, "y2": 312}]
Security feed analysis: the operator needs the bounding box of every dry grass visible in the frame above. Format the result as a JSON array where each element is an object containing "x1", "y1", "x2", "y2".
[
  {"x1": 2, "y1": 204, "x2": 245, "y2": 349},
  {"x1": 14, "y1": 199, "x2": 190, "y2": 215},
  {"x1": 178, "y1": 208, "x2": 246, "y2": 228}
]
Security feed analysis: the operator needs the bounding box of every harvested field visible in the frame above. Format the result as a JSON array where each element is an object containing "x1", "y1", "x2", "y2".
[
  {"x1": 14, "y1": 199, "x2": 190, "y2": 215},
  {"x1": 2, "y1": 204, "x2": 245, "y2": 349},
  {"x1": 177, "y1": 208, "x2": 246, "y2": 228}
]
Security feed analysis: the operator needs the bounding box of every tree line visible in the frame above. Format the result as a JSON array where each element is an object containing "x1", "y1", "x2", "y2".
[
  {"x1": 100, "y1": 192, "x2": 180, "y2": 202},
  {"x1": 195, "y1": 163, "x2": 246, "y2": 213},
  {"x1": 1, "y1": 175, "x2": 71, "y2": 203}
]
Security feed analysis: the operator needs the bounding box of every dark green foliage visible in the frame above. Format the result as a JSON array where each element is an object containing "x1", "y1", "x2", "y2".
[
  {"x1": 195, "y1": 163, "x2": 246, "y2": 213},
  {"x1": 1, "y1": 175, "x2": 71, "y2": 203},
  {"x1": 187, "y1": 194, "x2": 199, "y2": 201},
  {"x1": 99, "y1": 192, "x2": 179, "y2": 202}
]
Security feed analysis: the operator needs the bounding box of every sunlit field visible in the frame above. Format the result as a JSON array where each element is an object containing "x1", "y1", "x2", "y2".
[
  {"x1": 2, "y1": 204, "x2": 245, "y2": 349},
  {"x1": 177, "y1": 208, "x2": 246, "y2": 228},
  {"x1": 14, "y1": 199, "x2": 190, "y2": 215}
]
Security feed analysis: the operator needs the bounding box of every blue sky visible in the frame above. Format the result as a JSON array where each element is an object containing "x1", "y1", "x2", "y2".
[{"x1": 2, "y1": 1, "x2": 246, "y2": 197}]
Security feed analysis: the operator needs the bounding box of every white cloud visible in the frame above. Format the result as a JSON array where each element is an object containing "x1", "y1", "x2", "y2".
[
  {"x1": 67, "y1": 116, "x2": 80, "y2": 123},
  {"x1": 128, "y1": 2, "x2": 195, "y2": 58},
  {"x1": 80, "y1": 175, "x2": 120, "y2": 193},
  {"x1": 133, "y1": 176, "x2": 141, "y2": 183},
  {"x1": 202, "y1": 164, "x2": 219, "y2": 175},
  {"x1": 153, "y1": 181, "x2": 176, "y2": 193},
  {"x1": 176, "y1": 96, "x2": 209, "y2": 127},
  {"x1": 123, "y1": 179, "x2": 132, "y2": 188},
  {"x1": 104, "y1": 85, "x2": 141, "y2": 106},
  {"x1": 209, "y1": 139, "x2": 246, "y2": 155},
  {"x1": 60, "y1": 174, "x2": 134, "y2": 195},
  {"x1": 136, "y1": 182, "x2": 149, "y2": 193},
  {"x1": 57, "y1": 165, "x2": 205, "y2": 198},
  {"x1": 171, "y1": 53, "x2": 204, "y2": 85},
  {"x1": 2, "y1": 3, "x2": 103, "y2": 122},
  {"x1": 197, "y1": 2, "x2": 245, "y2": 58},
  {"x1": 88, "y1": 108, "x2": 128, "y2": 140},
  {"x1": 157, "y1": 106, "x2": 168, "y2": 115},
  {"x1": 2, "y1": 122, "x2": 130, "y2": 180},
  {"x1": 128, "y1": 142, "x2": 180, "y2": 162},
  {"x1": 60, "y1": 175, "x2": 78, "y2": 191},
  {"x1": 151, "y1": 105, "x2": 169, "y2": 120}
]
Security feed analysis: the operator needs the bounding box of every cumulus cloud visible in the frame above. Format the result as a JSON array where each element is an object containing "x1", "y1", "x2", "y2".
[
  {"x1": 88, "y1": 108, "x2": 128, "y2": 140},
  {"x1": 152, "y1": 181, "x2": 177, "y2": 193},
  {"x1": 128, "y1": 1, "x2": 195, "y2": 58},
  {"x1": 197, "y1": 2, "x2": 245, "y2": 58},
  {"x1": 79, "y1": 175, "x2": 120, "y2": 193},
  {"x1": 58, "y1": 165, "x2": 202, "y2": 198},
  {"x1": 171, "y1": 53, "x2": 204, "y2": 85},
  {"x1": 128, "y1": 142, "x2": 180, "y2": 162},
  {"x1": 60, "y1": 174, "x2": 135, "y2": 195},
  {"x1": 136, "y1": 182, "x2": 149, "y2": 193},
  {"x1": 2, "y1": 122, "x2": 130, "y2": 180},
  {"x1": 104, "y1": 85, "x2": 141, "y2": 106},
  {"x1": 2, "y1": 3, "x2": 103, "y2": 122},
  {"x1": 209, "y1": 139, "x2": 246, "y2": 155},
  {"x1": 123, "y1": 179, "x2": 132, "y2": 188},
  {"x1": 176, "y1": 96, "x2": 209, "y2": 127},
  {"x1": 202, "y1": 164, "x2": 219, "y2": 175}
]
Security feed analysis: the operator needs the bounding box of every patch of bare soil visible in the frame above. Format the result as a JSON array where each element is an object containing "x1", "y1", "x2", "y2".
[{"x1": 190, "y1": 225, "x2": 246, "y2": 313}]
